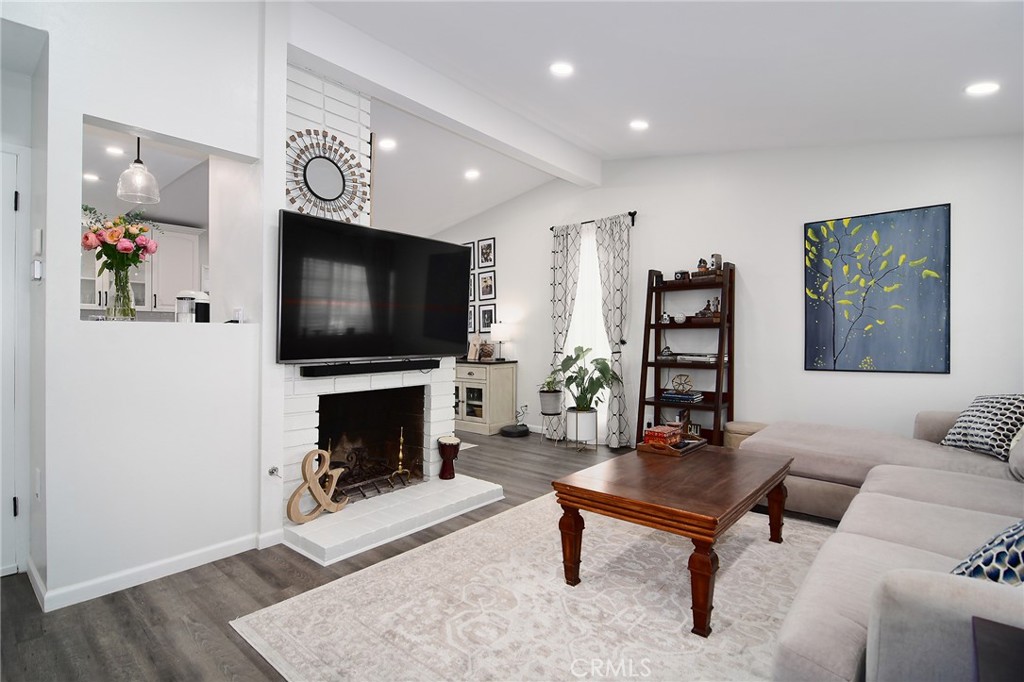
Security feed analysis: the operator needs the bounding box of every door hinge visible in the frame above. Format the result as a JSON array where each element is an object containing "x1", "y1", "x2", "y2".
[
  {"x1": 13, "y1": 497, "x2": 18, "y2": 517},
  {"x1": 13, "y1": 191, "x2": 19, "y2": 211}
]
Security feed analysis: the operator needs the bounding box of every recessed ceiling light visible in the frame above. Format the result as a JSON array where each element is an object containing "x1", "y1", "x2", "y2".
[
  {"x1": 464, "y1": 169, "x2": 480, "y2": 181},
  {"x1": 549, "y1": 62, "x2": 574, "y2": 78},
  {"x1": 83, "y1": 173, "x2": 100, "y2": 182},
  {"x1": 629, "y1": 119, "x2": 650, "y2": 131},
  {"x1": 965, "y1": 81, "x2": 1000, "y2": 96},
  {"x1": 378, "y1": 138, "x2": 396, "y2": 150},
  {"x1": 105, "y1": 146, "x2": 124, "y2": 156}
]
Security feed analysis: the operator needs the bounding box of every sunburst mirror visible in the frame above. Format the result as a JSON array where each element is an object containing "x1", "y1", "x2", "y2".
[{"x1": 285, "y1": 129, "x2": 369, "y2": 221}]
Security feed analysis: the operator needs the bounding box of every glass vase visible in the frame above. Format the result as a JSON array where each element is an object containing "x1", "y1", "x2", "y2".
[{"x1": 106, "y1": 267, "x2": 136, "y2": 321}]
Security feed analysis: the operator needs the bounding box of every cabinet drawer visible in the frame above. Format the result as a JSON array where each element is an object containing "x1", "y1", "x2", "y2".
[{"x1": 457, "y1": 365, "x2": 487, "y2": 380}]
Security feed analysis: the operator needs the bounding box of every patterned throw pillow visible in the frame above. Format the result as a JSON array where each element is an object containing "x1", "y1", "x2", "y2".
[
  {"x1": 951, "y1": 520, "x2": 1024, "y2": 586},
  {"x1": 941, "y1": 394, "x2": 1024, "y2": 461}
]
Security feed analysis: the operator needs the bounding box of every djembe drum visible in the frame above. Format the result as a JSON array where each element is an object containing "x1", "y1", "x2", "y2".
[{"x1": 437, "y1": 435, "x2": 461, "y2": 480}]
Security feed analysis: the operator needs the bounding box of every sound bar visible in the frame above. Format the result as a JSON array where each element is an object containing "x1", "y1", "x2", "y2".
[{"x1": 299, "y1": 359, "x2": 441, "y2": 377}]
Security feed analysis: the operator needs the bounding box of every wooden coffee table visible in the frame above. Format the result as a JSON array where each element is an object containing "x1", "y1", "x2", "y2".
[{"x1": 551, "y1": 445, "x2": 792, "y2": 637}]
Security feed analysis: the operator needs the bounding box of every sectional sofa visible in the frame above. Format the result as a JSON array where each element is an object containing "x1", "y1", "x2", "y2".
[{"x1": 739, "y1": 409, "x2": 1024, "y2": 681}]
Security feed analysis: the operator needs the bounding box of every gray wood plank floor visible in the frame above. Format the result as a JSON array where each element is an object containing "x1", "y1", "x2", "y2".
[{"x1": 2, "y1": 432, "x2": 625, "y2": 682}]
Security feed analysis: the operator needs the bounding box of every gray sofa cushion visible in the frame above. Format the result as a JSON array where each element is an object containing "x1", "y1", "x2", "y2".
[
  {"x1": 773, "y1": 532, "x2": 956, "y2": 682},
  {"x1": 742, "y1": 421, "x2": 1013, "y2": 488},
  {"x1": 838, "y1": 492, "x2": 1020, "y2": 558},
  {"x1": 861, "y1": 465, "x2": 1024, "y2": 517}
]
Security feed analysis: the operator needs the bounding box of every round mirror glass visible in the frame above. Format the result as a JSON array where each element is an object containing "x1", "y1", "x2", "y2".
[{"x1": 303, "y1": 156, "x2": 346, "y2": 202}]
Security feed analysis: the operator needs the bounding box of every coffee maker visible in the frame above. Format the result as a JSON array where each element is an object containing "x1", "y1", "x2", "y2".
[{"x1": 175, "y1": 290, "x2": 210, "y2": 323}]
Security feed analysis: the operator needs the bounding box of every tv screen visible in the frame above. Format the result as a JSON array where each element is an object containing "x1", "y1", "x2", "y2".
[{"x1": 277, "y1": 210, "x2": 470, "y2": 363}]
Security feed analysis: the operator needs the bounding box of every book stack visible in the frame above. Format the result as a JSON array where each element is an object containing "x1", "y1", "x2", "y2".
[
  {"x1": 676, "y1": 353, "x2": 726, "y2": 364},
  {"x1": 660, "y1": 390, "x2": 704, "y2": 404}
]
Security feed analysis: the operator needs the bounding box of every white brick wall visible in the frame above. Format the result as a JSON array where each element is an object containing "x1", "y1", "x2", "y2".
[
  {"x1": 286, "y1": 64, "x2": 372, "y2": 226},
  {"x1": 280, "y1": 363, "x2": 457, "y2": 513}
]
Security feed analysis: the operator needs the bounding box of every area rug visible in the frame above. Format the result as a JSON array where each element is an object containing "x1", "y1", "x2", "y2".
[{"x1": 232, "y1": 494, "x2": 833, "y2": 681}]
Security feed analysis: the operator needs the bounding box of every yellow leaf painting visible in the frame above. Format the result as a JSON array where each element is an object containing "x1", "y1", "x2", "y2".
[{"x1": 922, "y1": 269, "x2": 940, "y2": 279}]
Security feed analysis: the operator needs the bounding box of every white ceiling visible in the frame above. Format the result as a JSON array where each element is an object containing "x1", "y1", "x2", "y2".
[
  {"x1": 80, "y1": 1, "x2": 1024, "y2": 237},
  {"x1": 324, "y1": 1, "x2": 1023, "y2": 159}
]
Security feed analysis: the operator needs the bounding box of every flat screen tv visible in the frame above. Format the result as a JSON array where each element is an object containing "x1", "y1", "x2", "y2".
[{"x1": 277, "y1": 210, "x2": 470, "y2": 364}]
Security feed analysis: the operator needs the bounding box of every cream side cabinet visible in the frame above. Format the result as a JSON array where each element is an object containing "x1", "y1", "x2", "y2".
[{"x1": 454, "y1": 361, "x2": 517, "y2": 435}]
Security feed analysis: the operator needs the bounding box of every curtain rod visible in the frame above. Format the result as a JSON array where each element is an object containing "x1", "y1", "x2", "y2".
[{"x1": 549, "y1": 210, "x2": 636, "y2": 231}]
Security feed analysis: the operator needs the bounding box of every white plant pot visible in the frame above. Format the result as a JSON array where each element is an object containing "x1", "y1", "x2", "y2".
[{"x1": 566, "y1": 408, "x2": 598, "y2": 444}]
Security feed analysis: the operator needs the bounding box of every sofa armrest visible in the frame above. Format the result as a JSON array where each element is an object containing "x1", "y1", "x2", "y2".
[
  {"x1": 866, "y1": 569, "x2": 1024, "y2": 682},
  {"x1": 913, "y1": 411, "x2": 960, "y2": 443}
]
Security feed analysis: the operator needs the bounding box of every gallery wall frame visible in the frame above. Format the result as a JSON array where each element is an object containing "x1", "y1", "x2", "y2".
[
  {"x1": 463, "y1": 242, "x2": 475, "y2": 271},
  {"x1": 479, "y1": 303, "x2": 496, "y2": 333},
  {"x1": 804, "y1": 203, "x2": 950, "y2": 374},
  {"x1": 468, "y1": 304, "x2": 476, "y2": 333},
  {"x1": 477, "y1": 237, "x2": 496, "y2": 268},
  {"x1": 478, "y1": 270, "x2": 496, "y2": 301}
]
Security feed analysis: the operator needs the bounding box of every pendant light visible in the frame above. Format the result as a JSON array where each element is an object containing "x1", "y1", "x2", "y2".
[{"x1": 116, "y1": 136, "x2": 160, "y2": 204}]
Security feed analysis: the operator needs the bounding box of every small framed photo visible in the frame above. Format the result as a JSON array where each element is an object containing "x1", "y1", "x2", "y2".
[
  {"x1": 468, "y1": 275, "x2": 475, "y2": 302},
  {"x1": 477, "y1": 270, "x2": 496, "y2": 301},
  {"x1": 477, "y1": 237, "x2": 496, "y2": 268},
  {"x1": 468, "y1": 305, "x2": 476, "y2": 333},
  {"x1": 478, "y1": 304, "x2": 495, "y2": 332},
  {"x1": 462, "y1": 242, "x2": 475, "y2": 271}
]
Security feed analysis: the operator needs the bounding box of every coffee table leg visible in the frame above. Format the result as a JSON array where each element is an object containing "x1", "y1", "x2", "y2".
[
  {"x1": 767, "y1": 482, "x2": 787, "y2": 543},
  {"x1": 688, "y1": 539, "x2": 719, "y2": 637},
  {"x1": 558, "y1": 505, "x2": 585, "y2": 586}
]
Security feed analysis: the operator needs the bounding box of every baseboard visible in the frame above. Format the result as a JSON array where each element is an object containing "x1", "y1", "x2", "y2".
[
  {"x1": 1, "y1": 562, "x2": 17, "y2": 577},
  {"x1": 257, "y1": 528, "x2": 284, "y2": 549},
  {"x1": 27, "y1": 556, "x2": 46, "y2": 609},
  {"x1": 39, "y1": 534, "x2": 258, "y2": 612}
]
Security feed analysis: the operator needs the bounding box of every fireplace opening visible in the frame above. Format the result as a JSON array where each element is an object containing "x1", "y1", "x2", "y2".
[{"x1": 317, "y1": 387, "x2": 425, "y2": 500}]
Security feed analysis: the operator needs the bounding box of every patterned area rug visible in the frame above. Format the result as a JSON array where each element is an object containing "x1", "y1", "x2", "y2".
[{"x1": 232, "y1": 493, "x2": 833, "y2": 681}]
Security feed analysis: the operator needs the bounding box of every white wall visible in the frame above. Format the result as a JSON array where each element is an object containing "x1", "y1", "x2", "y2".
[
  {"x1": 1, "y1": 1, "x2": 266, "y2": 608},
  {"x1": 437, "y1": 135, "x2": 1024, "y2": 437},
  {"x1": 1, "y1": 70, "x2": 32, "y2": 147}
]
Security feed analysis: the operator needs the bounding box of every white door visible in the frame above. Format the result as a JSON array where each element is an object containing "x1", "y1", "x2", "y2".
[
  {"x1": 2, "y1": 151, "x2": 21, "y2": 575},
  {"x1": 152, "y1": 228, "x2": 199, "y2": 310}
]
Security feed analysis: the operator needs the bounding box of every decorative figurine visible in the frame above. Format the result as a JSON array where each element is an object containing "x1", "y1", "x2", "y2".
[
  {"x1": 660, "y1": 311, "x2": 671, "y2": 323},
  {"x1": 711, "y1": 253, "x2": 723, "y2": 270},
  {"x1": 696, "y1": 299, "x2": 713, "y2": 317},
  {"x1": 712, "y1": 296, "x2": 720, "y2": 314},
  {"x1": 697, "y1": 258, "x2": 709, "y2": 272}
]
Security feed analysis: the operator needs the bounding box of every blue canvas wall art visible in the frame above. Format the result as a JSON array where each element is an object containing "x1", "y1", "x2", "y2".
[{"x1": 804, "y1": 204, "x2": 950, "y2": 373}]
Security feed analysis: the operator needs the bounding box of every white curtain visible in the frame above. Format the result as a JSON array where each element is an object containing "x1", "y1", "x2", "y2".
[
  {"x1": 548, "y1": 223, "x2": 582, "y2": 439},
  {"x1": 594, "y1": 213, "x2": 632, "y2": 447}
]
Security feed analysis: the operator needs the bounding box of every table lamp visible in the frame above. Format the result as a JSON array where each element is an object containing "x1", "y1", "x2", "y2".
[{"x1": 489, "y1": 321, "x2": 510, "y2": 361}]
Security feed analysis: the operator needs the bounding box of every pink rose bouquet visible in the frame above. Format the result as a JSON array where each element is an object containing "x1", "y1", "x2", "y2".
[{"x1": 81, "y1": 205, "x2": 158, "y2": 276}]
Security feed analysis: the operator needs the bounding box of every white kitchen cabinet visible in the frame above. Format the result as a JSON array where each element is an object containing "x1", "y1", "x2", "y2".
[
  {"x1": 150, "y1": 226, "x2": 201, "y2": 311},
  {"x1": 454, "y1": 361, "x2": 517, "y2": 435}
]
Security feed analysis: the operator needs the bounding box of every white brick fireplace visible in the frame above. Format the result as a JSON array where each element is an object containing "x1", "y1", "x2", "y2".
[{"x1": 280, "y1": 357, "x2": 503, "y2": 564}]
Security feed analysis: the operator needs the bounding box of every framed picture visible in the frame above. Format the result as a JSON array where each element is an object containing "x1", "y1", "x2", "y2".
[
  {"x1": 468, "y1": 305, "x2": 476, "y2": 333},
  {"x1": 804, "y1": 203, "x2": 950, "y2": 373},
  {"x1": 477, "y1": 237, "x2": 496, "y2": 268},
  {"x1": 468, "y1": 275, "x2": 475, "y2": 302},
  {"x1": 477, "y1": 270, "x2": 496, "y2": 301},
  {"x1": 479, "y1": 304, "x2": 496, "y2": 333},
  {"x1": 462, "y1": 242, "x2": 475, "y2": 271}
]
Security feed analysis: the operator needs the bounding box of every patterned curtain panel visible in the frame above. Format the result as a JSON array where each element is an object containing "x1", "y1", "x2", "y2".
[
  {"x1": 595, "y1": 213, "x2": 632, "y2": 447},
  {"x1": 548, "y1": 223, "x2": 582, "y2": 439}
]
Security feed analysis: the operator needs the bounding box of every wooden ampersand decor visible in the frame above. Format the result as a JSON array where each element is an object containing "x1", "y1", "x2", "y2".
[{"x1": 287, "y1": 449, "x2": 349, "y2": 524}]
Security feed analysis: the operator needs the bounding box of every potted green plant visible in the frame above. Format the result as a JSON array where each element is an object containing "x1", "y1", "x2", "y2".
[
  {"x1": 538, "y1": 371, "x2": 564, "y2": 417},
  {"x1": 557, "y1": 346, "x2": 622, "y2": 443}
]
